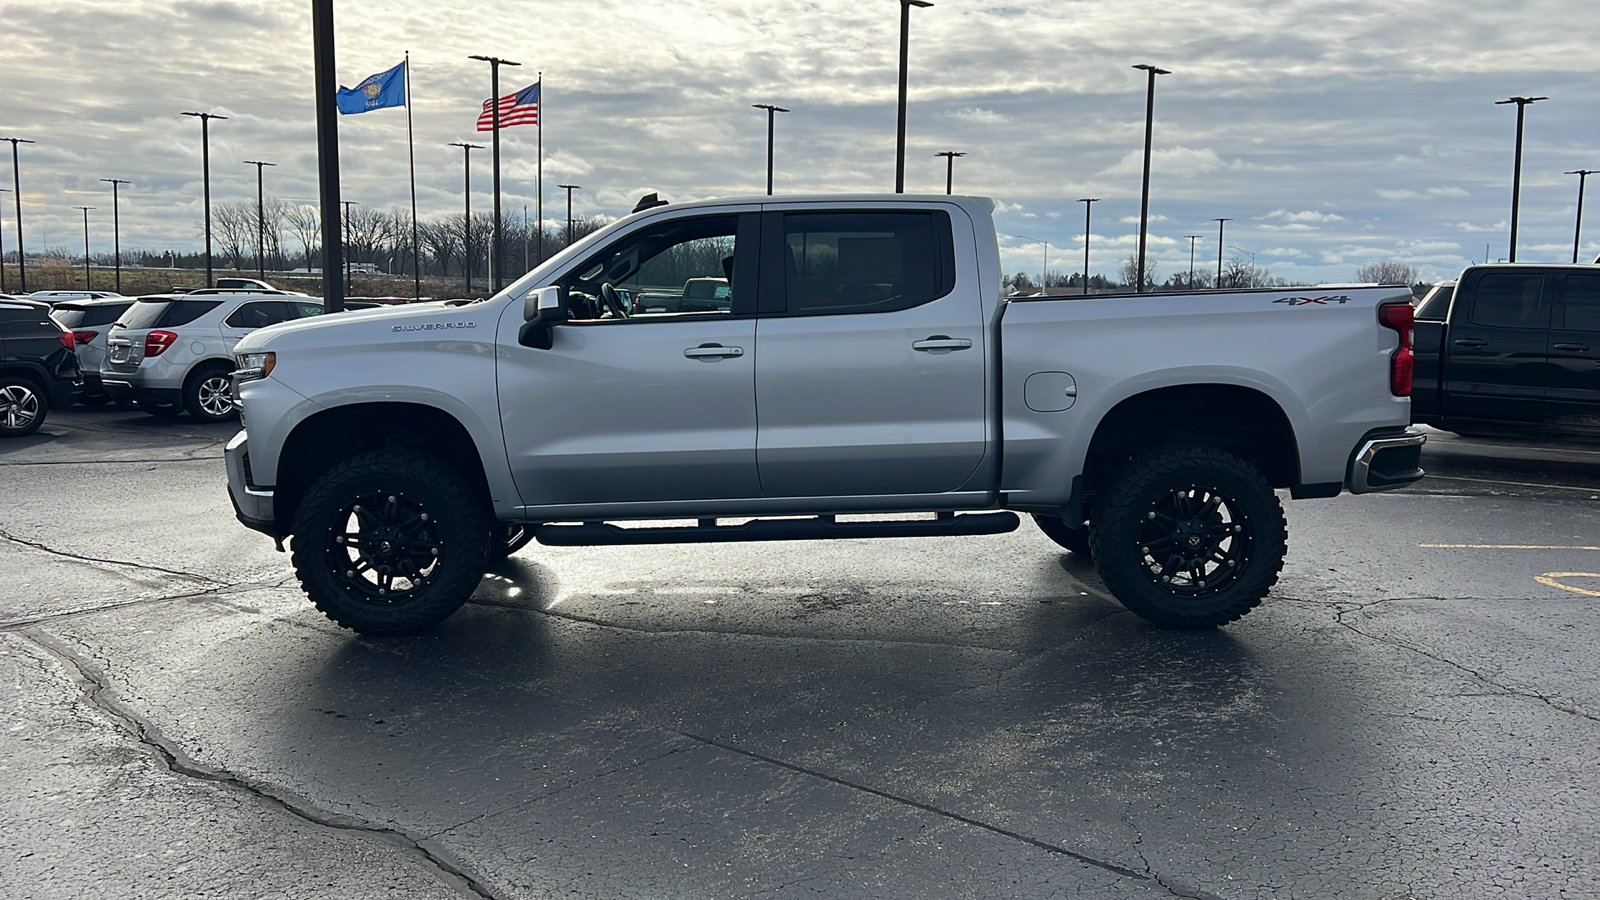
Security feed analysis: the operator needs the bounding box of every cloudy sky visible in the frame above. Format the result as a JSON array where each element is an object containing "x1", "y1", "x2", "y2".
[{"x1": 3, "y1": 0, "x2": 1599, "y2": 285}]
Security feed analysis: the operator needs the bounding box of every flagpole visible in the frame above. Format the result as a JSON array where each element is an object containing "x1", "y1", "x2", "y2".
[
  {"x1": 405, "y1": 51, "x2": 421, "y2": 300},
  {"x1": 537, "y1": 73, "x2": 543, "y2": 266}
]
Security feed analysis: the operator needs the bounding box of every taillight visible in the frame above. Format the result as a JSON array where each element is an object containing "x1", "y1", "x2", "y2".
[
  {"x1": 58, "y1": 331, "x2": 75, "y2": 352},
  {"x1": 72, "y1": 330, "x2": 98, "y2": 346},
  {"x1": 1378, "y1": 301, "x2": 1413, "y2": 397},
  {"x1": 144, "y1": 330, "x2": 178, "y2": 357}
]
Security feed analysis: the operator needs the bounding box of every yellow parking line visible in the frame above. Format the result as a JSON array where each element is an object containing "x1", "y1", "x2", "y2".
[
  {"x1": 1419, "y1": 543, "x2": 1600, "y2": 550},
  {"x1": 1535, "y1": 573, "x2": 1600, "y2": 597}
]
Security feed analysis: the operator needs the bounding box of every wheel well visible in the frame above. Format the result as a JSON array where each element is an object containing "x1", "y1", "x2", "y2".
[
  {"x1": 273, "y1": 403, "x2": 491, "y2": 535},
  {"x1": 1082, "y1": 384, "x2": 1299, "y2": 496},
  {"x1": 184, "y1": 359, "x2": 233, "y2": 389}
]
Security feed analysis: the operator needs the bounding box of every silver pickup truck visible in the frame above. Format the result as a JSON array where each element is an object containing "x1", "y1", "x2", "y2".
[{"x1": 225, "y1": 194, "x2": 1424, "y2": 635}]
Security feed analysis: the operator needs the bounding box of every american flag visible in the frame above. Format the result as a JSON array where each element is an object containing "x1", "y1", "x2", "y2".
[{"x1": 476, "y1": 81, "x2": 539, "y2": 131}]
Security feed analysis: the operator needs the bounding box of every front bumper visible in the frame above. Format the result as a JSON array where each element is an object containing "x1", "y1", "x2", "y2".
[
  {"x1": 225, "y1": 430, "x2": 280, "y2": 537},
  {"x1": 1346, "y1": 429, "x2": 1427, "y2": 494}
]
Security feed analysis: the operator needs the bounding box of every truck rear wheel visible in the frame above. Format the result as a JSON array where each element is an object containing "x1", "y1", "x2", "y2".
[
  {"x1": 290, "y1": 449, "x2": 491, "y2": 635},
  {"x1": 1090, "y1": 447, "x2": 1286, "y2": 628}
]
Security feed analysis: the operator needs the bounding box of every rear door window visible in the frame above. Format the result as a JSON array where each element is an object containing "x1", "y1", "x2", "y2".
[
  {"x1": 776, "y1": 210, "x2": 955, "y2": 316},
  {"x1": 1557, "y1": 274, "x2": 1600, "y2": 332}
]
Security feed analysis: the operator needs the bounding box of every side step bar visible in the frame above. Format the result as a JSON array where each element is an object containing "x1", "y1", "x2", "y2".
[{"x1": 534, "y1": 511, "x2": 1020, "y2": 546}]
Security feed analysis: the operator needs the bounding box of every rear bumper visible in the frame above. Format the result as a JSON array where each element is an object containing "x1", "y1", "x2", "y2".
[
  {"x1": 225, "y1": 430, "x2": 280, "y2": 537},
  {"x1": 102, "y1": 379, "x2": 180, "y2": 406},
  {"x1": 1346, "y1": 429, "x2": 1426, "y2": 494}
]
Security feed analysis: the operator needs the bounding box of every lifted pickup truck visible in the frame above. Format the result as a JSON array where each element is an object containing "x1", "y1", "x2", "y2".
[
  {"x1": 225, "y1": 194, "x2": 1424, "y2": 634},
  {"x1": 1412, "y1": 264, "x2": 1600, "y2": 437}
]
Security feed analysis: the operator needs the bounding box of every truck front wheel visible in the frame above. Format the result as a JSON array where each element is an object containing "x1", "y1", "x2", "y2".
[
  {"x1": 1090, "y1": 447, "x2": 1286, "y2": 628},
  {"x1": 290, "y1": 449, "x2": 491, "y2": 635}
]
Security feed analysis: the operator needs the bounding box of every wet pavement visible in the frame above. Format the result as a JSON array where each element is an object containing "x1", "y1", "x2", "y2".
[{"x1": 2, "y1": 409, "x2": 1596, "y2": 899}]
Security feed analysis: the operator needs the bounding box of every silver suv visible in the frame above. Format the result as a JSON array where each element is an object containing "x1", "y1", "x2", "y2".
[{"x1": 102, "y1": 290, "x2": 323, "y2": 421}]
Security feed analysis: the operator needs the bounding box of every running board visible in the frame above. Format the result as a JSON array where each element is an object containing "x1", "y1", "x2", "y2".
[{"x1": 533, "y1": 511, "x2": 1020, "y2": 546}]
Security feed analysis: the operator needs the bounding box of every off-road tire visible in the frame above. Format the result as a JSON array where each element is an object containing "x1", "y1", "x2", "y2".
[
  {"x1": 1031, "y1": 513, "x2": 1093, "y2": 558},
  {"x1": 487, "y1": 522, "x2": 534, "y2": 563},
  {"x1": 291, "y1": 449, "x2": 492, "y2": 635},
  {"x1": 0, "y1": 375, "x2": 46, "y2": 437},
  {"x1": 184, "y1": 364, "x2": 236, "y2": 421},
  {"x1": 1090, "y1": 447, "x2": 1286, "y2": 629}
]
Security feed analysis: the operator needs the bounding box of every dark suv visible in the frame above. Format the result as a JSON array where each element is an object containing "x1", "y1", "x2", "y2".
[{"x1": 0, "y1": 298, "x2": 83, "y2": 437}]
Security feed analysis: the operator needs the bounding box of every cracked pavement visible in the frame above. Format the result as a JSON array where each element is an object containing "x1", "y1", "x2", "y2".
[{"x1": 1, "y1": 410, "x2": 1597, "y2": 899}]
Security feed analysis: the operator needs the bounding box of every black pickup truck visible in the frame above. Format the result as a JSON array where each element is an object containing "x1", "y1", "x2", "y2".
[{"x1": 1412, "y1": 264, "x2": 1600, "y2": 436}]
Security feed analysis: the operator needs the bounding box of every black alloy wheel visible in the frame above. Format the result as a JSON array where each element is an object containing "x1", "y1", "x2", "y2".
[
  {"x1": 291, "y1": 449, "x2": 491, "y2": 634},
  {"x1": 1091, "y1": 447, "x2": 1286, "y2": 628}
]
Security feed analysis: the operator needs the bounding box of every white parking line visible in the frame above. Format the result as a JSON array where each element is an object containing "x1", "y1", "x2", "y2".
[{"x1": 1419, "y1": 543, "x2": 1600, "y2": 550}]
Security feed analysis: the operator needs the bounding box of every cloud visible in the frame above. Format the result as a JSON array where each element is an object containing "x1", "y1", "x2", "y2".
[
  {"x1": 943, "y1": 107, "x2": 1013, "y2": 126},
  {"x1": 1262, "y1": 209, "x2": 1346, "y2": 224},
  {"x1": 1098, "y1": 146, "x2": 1229, "y2": 179},
  {"x1": 1377, "y1": 189, "x2": 1420, "y2": 200}
]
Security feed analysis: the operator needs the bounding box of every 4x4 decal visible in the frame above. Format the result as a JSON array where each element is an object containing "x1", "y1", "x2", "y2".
[{"x1": 1273, "y1": 295, "x2": 1352, "y2": 306}]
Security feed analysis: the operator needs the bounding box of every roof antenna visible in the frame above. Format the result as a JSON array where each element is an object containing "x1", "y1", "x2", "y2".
[{"x1": 632, "y1": 192, "x2": 669, "y2": 214}]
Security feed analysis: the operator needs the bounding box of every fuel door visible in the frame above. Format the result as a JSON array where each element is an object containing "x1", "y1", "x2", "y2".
[{"x1": 1024, "y1": 372, "x2": 1078, "y2": 412}]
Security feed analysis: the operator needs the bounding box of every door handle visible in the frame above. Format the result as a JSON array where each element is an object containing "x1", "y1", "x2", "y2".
[
  {"x1": 1552, "y1": 343, "x2": 1591, "y2": 352},
  {"x1": 1453, "y1": 338, "x2": 1488, "y2": 348},
  {"x1": 912, "y1": 336, "x2": 973, "y2": 352},
  {"x1": 684, "y1": 343, "x2": 743, "y2": 359}
]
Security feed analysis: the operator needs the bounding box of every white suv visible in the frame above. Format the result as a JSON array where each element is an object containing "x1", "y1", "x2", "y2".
[{"x1": 102, "y1": 290, "x2": 323, "y2": 421}]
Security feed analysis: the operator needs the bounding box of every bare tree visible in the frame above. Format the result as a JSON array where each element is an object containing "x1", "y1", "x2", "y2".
[
  {"x1": 419, "y1": 219, "x2": 461, "y2": 278},
  {"x1": 206, "y1": 202, "x2": 253, "y2": 269},
  {"x1": 1119, "y1": 253, "x2": 1159, "y2": 291},
  {"x1": 283, "y1": 204, "x2": 320, "y2": 271},
  {"x1": 1219, "y1": 256, "x2": 1255, "y2": 289},
  {"x1": 1356, "y1": 261, "x2": 1418, "y2": 285}
]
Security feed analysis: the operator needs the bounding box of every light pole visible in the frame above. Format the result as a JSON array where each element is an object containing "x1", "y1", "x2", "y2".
[
  {"x1": 1214, "y1": 217, "x2": 1231, "y2": 287},
  {"x1": 0, "y1": 187, "x2": 8, "y2": 294},
  {"x1": 894, "y1": 0, "x2": 934, "y2": 193},
  {"x1": 752, "y1": 104, "x2": 790, "y2": 195},
  {"x1": 1131, "y1": 64, "x2": 1170, "y2": 293},
  {"x1": 1566, "y1": 169, "x2": 1594, "y2": 264},
  {"x1": 1495, "y1": 96, "x2": 1546, "y2": 263},
  {"x1": 181, "y1": 111, "x2": 227, "y2": 286},
  {"x1": 99, "y1": 178, "x2": 129, "y2": 292},
  {"x1": 2, "y1": 137, "x2": 35, "y2": 291},
  {"x1": 468, "y1": 54, "x2": 522, "y2": 293},
  {"x1": 935, "y1": 151, "x2": 965, "y2": 194},
  {"x1": 243, "y1": 161, "x2": 275, "y2": 279},
  {"x1": 558, "y1": 184, "x2": 580, "y2": 246},
  {"x1": 1079, "y1": 197, "x2": 1098, "y2": 294},
  {"x1": 1185, "y1": 234, "x2": 1203, "y2": 288},
  {"x1": 74, "y1": 206, "x2": 95, "y2": 289},
  {"x1": 1018, "y1": 235, "x2": 1048, "y2": 295},
  {"x1": 448, "y1": 142, "x2": 483, "y2": 295},
  {"x1": 1229, "y1": 246, "x2": 1256, "y2": 288},
  {"x1": 340, "y1": 200, "x2": 355, "y2": 294}
]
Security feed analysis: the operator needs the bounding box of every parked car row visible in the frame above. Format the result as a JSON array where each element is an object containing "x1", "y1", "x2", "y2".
[{"x1": 1, "y1": 288, "x2": 444, "y2": 437}]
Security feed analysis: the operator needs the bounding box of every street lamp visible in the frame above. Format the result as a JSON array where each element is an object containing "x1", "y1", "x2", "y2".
[
  {"x1": 448, "y1": 142, "x2": 484, "y2": 295},
  {"x1": 468, "y1": 54, "x2": 522, "y2": 293},
  {"x1": 558, "y1": 184, "x2": 581, "y2": 246},
  {"x1": 74, "y1": 206, "x2": 95, "y2": 289},
  {"x1": 182, "y1": 111, "x2": 228, "y2": 286},
  {"x1": 340, "y1": 200, "x2": 356, "y2": 294},
  {"x1": 1184, "y1": 232, "x2": 1203, "y2": 285},
  {"x1": 1079, "y1": 198, "x2": 1099, "y2": 295},
  {"x1": 1017, "y1": 235, "x2": 1048, "y2": 295},
  {"x1": 2, "y1": 137, "x2": 36, "y2": 291},
  {"x1": 1131, "y1": 64, "x2": 1170, "y2": 293},
  {"x1": 1213, "y1": 218, "x2": 1232, "y2": 287},
  {"x1": 1566, "y1": 169, "x2": 1595, "y2": 264},
  {"x1": 935, "y1": 150, "x2": 965, "y2": 194},
  {"x1": 99, "y1": 178, "x2": 130, "y2": 292},
  {"x1": 1495, "y1": 96, "x2": 1546, "y2": 263},
  {"x1": 0, "y1": 187, "x2": 8, "y2": 294},
  {"x1": 243, "y1": 161, "x2": 275, "y2": 279},
  {"x1": 1229, "y1": 245, "x2": 1256, "y2": 287},
  {"x1": 752, "y1": 104, "x2": 790, "y2": 195},
  {"x1": 894, "y1": 0, "x2": 934, "y2": 194}
]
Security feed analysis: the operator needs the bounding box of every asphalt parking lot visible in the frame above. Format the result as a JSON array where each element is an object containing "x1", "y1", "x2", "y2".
[{"x1": 2, "y1": 407, "x2": 1597, "y2": 899}]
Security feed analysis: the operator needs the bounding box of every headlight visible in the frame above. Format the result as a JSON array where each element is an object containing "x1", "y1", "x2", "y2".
[{"x1": 234, "y1": 351, "x2": 276, "y2": 382}]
